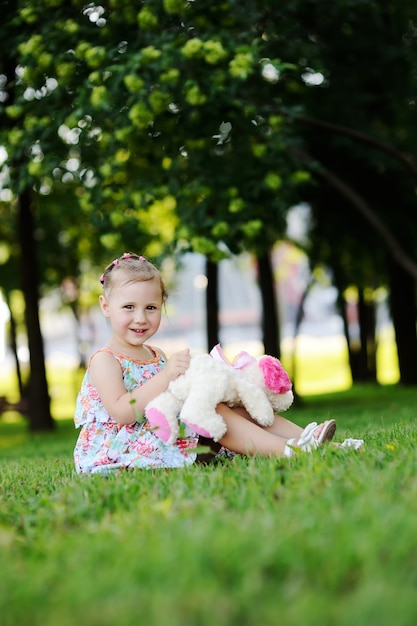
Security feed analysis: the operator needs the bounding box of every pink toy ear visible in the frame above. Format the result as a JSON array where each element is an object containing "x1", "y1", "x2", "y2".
[{"x1": 258, "y1": 356, "x2": 292, "y2": 394}]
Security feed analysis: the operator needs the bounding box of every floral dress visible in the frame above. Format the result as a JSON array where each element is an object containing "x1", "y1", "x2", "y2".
[{"x1": 74, "y1": 347, "x2": 198, "y2": 474}]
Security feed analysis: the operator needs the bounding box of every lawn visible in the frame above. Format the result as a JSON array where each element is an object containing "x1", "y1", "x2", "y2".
[{"x1": 1, "y1": 382, "x2": 417, "y2": 626}]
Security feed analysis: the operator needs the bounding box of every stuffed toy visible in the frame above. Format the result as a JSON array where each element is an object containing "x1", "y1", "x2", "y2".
[{"x1": 145, "y1": 344, "x2": 294, "y2": 445}]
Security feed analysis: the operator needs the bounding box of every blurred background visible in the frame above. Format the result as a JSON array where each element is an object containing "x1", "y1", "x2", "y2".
[{"x1": 0, "y1": 1, "x2": 416, "y2": 431}]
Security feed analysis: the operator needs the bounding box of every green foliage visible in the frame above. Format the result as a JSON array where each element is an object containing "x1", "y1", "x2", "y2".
[
  {"x1": 2, "y1": 0, "x2": 414, "y2": 287},
  {"x1": 0, "y1": 0, "x2": 310, "y2": 274},
  {"x1": 1, "y1": 0, "x2": 417, "y2": 280},
  {"x1": 1, "y1": 386, "x2": 417, "y2": 625}
]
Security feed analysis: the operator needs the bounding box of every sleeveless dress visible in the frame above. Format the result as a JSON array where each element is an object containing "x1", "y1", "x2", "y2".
[{"x1": 73, "y1": 346, "x2": 199, "y2": 474}]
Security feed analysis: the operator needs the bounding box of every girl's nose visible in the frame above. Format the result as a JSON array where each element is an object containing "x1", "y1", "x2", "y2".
[{"x1": 134, "y1": 309, "x2": 146, "y2": 323}]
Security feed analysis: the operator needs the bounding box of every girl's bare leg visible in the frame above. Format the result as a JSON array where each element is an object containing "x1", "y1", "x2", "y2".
[
  {"x1": 232, "y1": 407, "x2": 304, "y2": 439},
  {"x1": 217, "y1": 405, "x2": 330, "y2": 457},
  {"x1": 263, "y1": 414, "x2": 304, "y2": 439},
  {"x1": 216, "y1": 404, "x2": 288, "y2": 456}
]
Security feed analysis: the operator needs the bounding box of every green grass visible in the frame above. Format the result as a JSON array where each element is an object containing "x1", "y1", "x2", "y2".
[{"x1": 1, "y1": 384, "x2": 417, "y2": 626}]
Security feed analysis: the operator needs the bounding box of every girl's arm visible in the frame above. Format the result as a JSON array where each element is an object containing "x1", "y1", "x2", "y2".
[{"x1": 89, "y1": 349, "x2": 190, "y2": 425}]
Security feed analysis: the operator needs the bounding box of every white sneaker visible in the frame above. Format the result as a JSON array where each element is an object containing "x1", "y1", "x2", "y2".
[{"x1": 284, "y1": 420, "x2": 337, "y2": 457}]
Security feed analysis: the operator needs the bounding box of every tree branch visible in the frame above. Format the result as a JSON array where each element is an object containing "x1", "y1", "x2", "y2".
[
  {"x1": 291, "y1": 114, "x2": 417, "y2": 181},
  {"x1": 313, "y1": 162, "x2": 417, "y2": 281}
]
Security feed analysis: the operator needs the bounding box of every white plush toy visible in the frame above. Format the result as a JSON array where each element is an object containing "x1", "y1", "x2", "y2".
[{"x1": 145, "y1": 344, "x2": 294, "y2": 445}]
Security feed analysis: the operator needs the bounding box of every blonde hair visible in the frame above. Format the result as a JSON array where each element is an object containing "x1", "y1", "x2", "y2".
[{"x1": 100, "y1": 253, "x2": 168, "y2": 303}]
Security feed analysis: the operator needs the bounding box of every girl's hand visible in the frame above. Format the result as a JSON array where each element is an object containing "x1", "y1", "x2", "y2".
[{"x1": 164, "y1": 348, "x2": 190, "y2": 380}]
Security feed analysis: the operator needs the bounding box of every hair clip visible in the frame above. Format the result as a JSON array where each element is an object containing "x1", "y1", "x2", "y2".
[{"x1": 100, "y1": 253, "x2": 147, "y2": 284}]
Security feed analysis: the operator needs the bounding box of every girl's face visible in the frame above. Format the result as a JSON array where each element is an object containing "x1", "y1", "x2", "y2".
[{"x1": 99, "y1": 277, "x2": 163, "y2": 351}]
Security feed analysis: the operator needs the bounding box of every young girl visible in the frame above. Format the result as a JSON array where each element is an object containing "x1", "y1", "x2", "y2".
[{"x1": 74, "y1": 252, "x2": 341, "y2": 475}]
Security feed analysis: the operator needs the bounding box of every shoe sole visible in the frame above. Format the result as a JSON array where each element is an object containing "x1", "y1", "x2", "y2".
[{"x1": 317, "y1": 419, "x2": 337, "y2": 444}]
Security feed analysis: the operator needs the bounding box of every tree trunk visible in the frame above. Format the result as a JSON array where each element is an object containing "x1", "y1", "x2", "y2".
[
  {"x1": 339, "y1": 287, "x2": 377, "y2": 383},
  {"x1": 205, "y1": 258, "x2": 219, "y2": 352},
  {"x1": 388, "y1": 260, "x2": 417, "y2": 385},
  {"x1": 257, "y1": 253, "x2": 280, "y2": 358},
  {"x1": 357, "y1": 289, "x2": 377, "y2": 382},
  {"x1": 4, "y1": 291, "x2": 26, "y2": 399},
  {"x1": 18, "y1": 189, "x2": 54, "y2": 431},
  {"x1": 338, "y1": 290, "x2": 356, "y2": 377}
]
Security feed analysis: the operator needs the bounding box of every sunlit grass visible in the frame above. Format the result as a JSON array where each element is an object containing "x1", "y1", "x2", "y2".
[
  {"x1": 376, "y1": 326, "x2": 400, "y2": 385},
  {"x1": 0, "y1": 363, "x2": 84, "y2": 423},
  {"x1": 283, "y1": 335, "x2": 352, "y2": 395}
]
